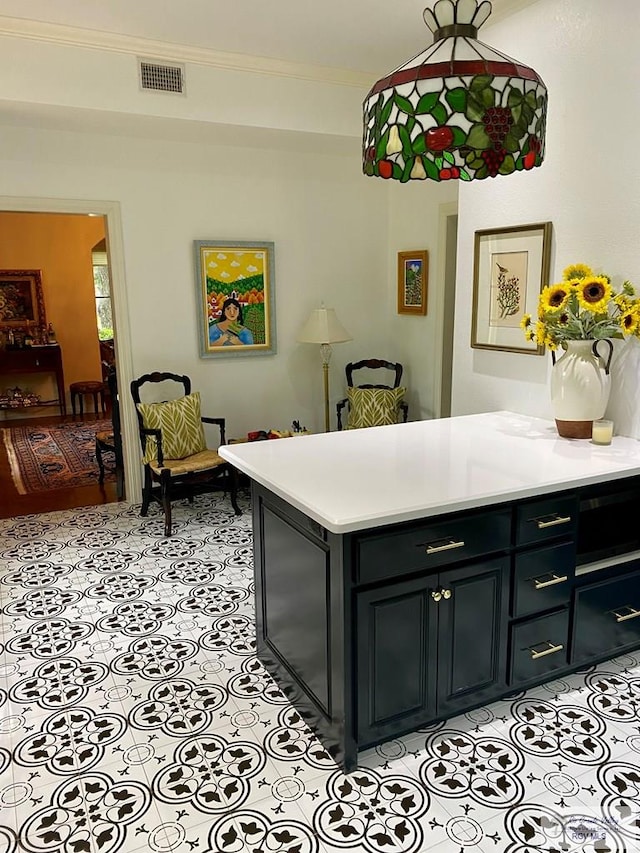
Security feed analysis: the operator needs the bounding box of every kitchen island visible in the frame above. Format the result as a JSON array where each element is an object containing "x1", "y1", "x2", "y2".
[{"x1": 219, "y1": 411, "x2": 640, "y2": 770}]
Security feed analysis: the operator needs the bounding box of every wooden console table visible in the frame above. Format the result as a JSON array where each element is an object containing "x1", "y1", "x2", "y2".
[{"x1": 0, "y1": 345, "x2": 66, "y2": 414}]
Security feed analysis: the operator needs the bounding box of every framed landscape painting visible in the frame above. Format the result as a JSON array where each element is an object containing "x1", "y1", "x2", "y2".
[
  {"x1": 471, "y1": 222, "x2": 552, "y2": 354},
  {"x1": 397, "y1": 250, "x2": 428, "y2": 315},
  {"x1": 194, "y1": 240, "x2": 276, "y2": 358}
]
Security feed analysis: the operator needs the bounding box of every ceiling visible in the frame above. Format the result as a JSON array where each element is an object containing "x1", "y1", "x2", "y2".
[{"x1": 0, "y1": 0, "x2": 539, "y2": 75}]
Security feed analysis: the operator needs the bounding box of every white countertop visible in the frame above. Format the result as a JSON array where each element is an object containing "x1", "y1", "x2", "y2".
[{"x1": 219, "y1": 411, "x2": 640, "y2": 534}]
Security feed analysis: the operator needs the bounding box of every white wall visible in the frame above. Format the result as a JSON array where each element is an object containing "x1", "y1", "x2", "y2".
[{"x1": 452, "y1": 0, "x2": 640, "y2": 436}]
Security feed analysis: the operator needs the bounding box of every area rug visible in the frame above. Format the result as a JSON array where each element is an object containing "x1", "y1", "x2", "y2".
[{"x1": 1, "y1": 419, "x2": 116, "y2": 494}]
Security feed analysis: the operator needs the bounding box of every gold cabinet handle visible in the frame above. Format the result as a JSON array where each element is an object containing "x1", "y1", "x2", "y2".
[
  {"x1": 442, "y1": 588, "x2": 452, "y2": 600},
  {"x1": 431, "y1": 589, "x2": 442, "y2": 602},
  {"x1": 528, "y1": 641, "x2": 564, "y2": 660},
  {"x1": 534, "y1": 514, "x2": 572, "y2": 529},
  {"x1": 533, "y1": 573, "x2": 568, "y2": 590},
  {"x1": 611, "y1": 605, "x2": 640, "y2": 623},
  {"x1": 425, "y1": 538, "x2": 465, "y2": 554}
]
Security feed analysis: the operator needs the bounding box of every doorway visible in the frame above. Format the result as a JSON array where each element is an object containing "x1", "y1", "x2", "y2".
[{"x1": 0, "y1": 196, "x2": 138, "y2": 518}]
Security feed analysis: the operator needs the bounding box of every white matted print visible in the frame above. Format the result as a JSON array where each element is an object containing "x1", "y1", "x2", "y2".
[{"x1": 471, "y1": 222, "x2": 552, "y2": 354}]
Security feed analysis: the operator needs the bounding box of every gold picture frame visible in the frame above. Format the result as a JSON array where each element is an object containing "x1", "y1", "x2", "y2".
[
  {"x1": 397, "y1": 250, "x2": 428, "y2": 315},
  {"x1": 194, "y1": 240, "x2": 276, "y2": 358},
  {"x1": 471, "y1": 222, "x2": 552, "y2": 354},
  {"x1": 0, "y1": 269, "x2": 46, "y2": 332}
]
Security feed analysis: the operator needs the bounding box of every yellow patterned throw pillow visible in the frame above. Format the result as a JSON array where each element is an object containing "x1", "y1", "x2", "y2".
[
  {"x1": 346, "y1": 387, "x2": 406, "y2": 429},
  {"x1": 137, "y1": 392, "x2": 206, "y2": 463}
]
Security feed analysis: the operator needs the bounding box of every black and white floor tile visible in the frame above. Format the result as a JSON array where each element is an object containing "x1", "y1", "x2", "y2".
[{"x1": 1, "y1": 493, "x2": 639, "y2": 853}]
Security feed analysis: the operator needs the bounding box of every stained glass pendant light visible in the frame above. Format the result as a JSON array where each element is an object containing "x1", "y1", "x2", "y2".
[{"x1": 362, "y1": 0, "x2": 547, "y2": 182}]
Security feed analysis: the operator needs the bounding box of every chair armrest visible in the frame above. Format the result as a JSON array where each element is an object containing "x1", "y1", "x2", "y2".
[
  {"x1": 141, "y1": 426, "x2": 165, "y2": 465},
  {"x1": 202, "y1": 416, "x2": 226, "y2": 445},
  {"x1": 399, "y1": 401, "x2": 409, "y2": 423},
  {"x1": 336, "y1": 398, "x2": 348, "y2": 431}
]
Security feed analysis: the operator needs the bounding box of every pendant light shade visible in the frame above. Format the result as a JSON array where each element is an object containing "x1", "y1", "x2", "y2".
[{"x1": 362, "y1": 0, "x2": 547, "y2": 183}]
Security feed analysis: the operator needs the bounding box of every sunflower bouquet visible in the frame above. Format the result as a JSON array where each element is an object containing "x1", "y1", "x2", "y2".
[{"x1": 521, "y1": 263, "x2": 640, "y2": 350}]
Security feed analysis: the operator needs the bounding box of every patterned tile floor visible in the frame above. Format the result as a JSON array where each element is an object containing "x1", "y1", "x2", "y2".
[{"x1": 0, "y1": 493, "x2": 639, "y2": 853}]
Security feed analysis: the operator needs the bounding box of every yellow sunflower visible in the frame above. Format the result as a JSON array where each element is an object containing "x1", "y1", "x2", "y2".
[
  {"x1": 563, "y1": 263, "x2": 592, "y2": 281},
  {"x1": 621, "y1": 309, "x2": 640, "y2": 335},
  {"x1": 539, "y1": 283, "x2": 571, "y2": 312},
  {"x1": 520, "y1": 313, "x2": 532, "y2": 330},
  {"x1": 535, "y1": 320, "x2": 546, "y2": 345},
  {"x1": 576, "y1": 276, "x2": 611, "y2": 313}
]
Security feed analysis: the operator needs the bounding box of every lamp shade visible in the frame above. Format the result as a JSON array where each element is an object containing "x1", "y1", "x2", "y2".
[
  {"x1": 362, "y1": 0, "x2": 547, "y2": 183},
  {"x1": 297, "y1": 308, "x2": 352, "y2": 344}
]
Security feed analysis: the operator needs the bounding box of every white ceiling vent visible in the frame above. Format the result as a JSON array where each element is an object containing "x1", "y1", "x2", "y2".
[{"x1": 138, "y1": 59, "x2": 185, "y2": 94}]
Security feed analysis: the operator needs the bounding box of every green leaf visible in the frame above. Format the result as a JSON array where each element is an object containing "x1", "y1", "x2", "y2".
[
  {"x1": 413, "y1": 134, "x2": 426, "y2": 155},
  {"x1": 465, "y1": 152, "x2": 484, "y2": 169},
  {"x1": 459, "y1": 167, "x2": 472, "y2": 181},
  {"x1": 466, "y1": 124, "x2": 492, "y2": 150},
  {"x1": 376, "y1": 131, "x2": 389, "y2": 161},
  {"x1": 466, "y1": 95, "x2": 485, "y2": 122},
  {"x1": 480, "y1": 86, "x2": 495, "y2": 109},
  {"x1": 511, "y1": 104, "x2": 522, "y2": 126},
  {"x1": 507, "y1": 88, "x2": 523, "y2": 108},
  {"x1": 499, "y1": 154, "x2": 516, "y2": 175},
  {"x1": 475, "y1": 164, "x2": 489, "y2": 180},
  {"x1": 392, "y1": 161, "x2": 403, "y2": 180},
  {"x1": 446, "y1": 88, "x2": 467, "y2": 112},
  {"x1": 400, "y1": 159, "x2": 413, "y2": 183},
  {"x1": 443, "y1": 150, "x2": 455, "y2": 165},
  {"x1": 380, "y1": 98, "x2": 393, "y2": 126},
  {"x1": 525, "y1": 91, "x2": 538, "y2": 109},
  {"x1": 469, "y1": 75, "x2": 494, "y2": 94},
  {"x1": 405, "y1": 116, "x2": 416, "y2": 135},
  {"x1": 394, "y1": 93, "x2": 415, "y2": 115},
  {"x1": 363, "y1": 161, "x2": 375, "y2": 176},
  {"x1": 503, "y1": 131, "x2": 520, "y2": 153},
  {"x1": 451, "y1": 126, "x2": 467, "y2": 147},
  {"x1": 435, "y1": 156, "x2": 443, "y2": 169},
  {"x1": 416, "y1": 92, "x2": 439, "y2": 114},
  {"x1": 431, "y1": 103, "x2": 448, "y2": 125},
  {"x1": 423, "y1": 157, "x2": 440, "y2": 180},
  {"x1": 398, "y1": 124, "x2": 412, "y2": 155}
]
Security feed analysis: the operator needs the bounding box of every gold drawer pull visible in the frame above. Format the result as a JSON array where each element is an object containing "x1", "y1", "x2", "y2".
[
  {"x1": 534, "y1": 514, "x2": 572, "y2": 529},
  {"x1": 529, "y1": 641, "x2": 564, "y2": 660},
  {"x1": 533, "y1": 573, "x2": 568, "y2": 590},
  {"x1": 425, "y1": 538, "x2": 465, "y2": 555},
  {"x1": 612, "y1": 605, "x2": 640, "y2": 623}
]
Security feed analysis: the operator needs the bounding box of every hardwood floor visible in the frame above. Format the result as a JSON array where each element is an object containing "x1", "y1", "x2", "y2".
[{"x1": 0, "y1": 411, "x2": 120, "y2": 519}]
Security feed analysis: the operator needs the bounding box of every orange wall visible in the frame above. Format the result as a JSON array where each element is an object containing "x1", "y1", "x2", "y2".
[{"x1": 0, "y1": 212, "x2": 106, "y2": 411}]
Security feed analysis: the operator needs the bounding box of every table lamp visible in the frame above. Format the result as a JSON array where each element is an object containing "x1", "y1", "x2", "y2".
[{"x1": 297, "y1": 306, "x2": 352, "y2": 432}]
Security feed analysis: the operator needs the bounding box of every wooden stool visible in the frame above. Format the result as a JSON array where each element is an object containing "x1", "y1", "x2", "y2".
[{"x1": 70, "y1": 380, "x2": 106, "y2": 417}]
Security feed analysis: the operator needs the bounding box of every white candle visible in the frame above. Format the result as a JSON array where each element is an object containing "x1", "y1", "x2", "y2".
[{"x1": 592, "y1": 419, "x2": 613, "y2": 445}]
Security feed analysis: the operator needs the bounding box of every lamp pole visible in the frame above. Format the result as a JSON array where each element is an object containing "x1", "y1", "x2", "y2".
[{"x1": 320, "y1": 343, "x2": 332, "y2": 433}]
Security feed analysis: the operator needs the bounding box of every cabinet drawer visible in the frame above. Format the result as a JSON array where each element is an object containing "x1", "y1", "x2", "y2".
[
  {"x1": 355, "y1": 509, "x2": 511, "y2": 585},
  {"x1": 572, "y1": 569, "x2": 640, "y2": 664},
  {"x1": 512, "y1": 541, "x2": 575, "y2": 618},
  {"x1": 516, "y1": 495, "x2": 577, "y2": 547},
  {"x1": 509, "y1": 610, "x2": 569, "y2": 685}
]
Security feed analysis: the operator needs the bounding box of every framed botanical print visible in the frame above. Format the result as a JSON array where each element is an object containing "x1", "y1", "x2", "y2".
[{"x1": 471, "y1": 222, "x2": 552, "y2": 354}]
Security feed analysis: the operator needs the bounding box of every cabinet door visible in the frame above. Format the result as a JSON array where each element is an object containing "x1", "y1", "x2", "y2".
[
  {"x1": 572, "y1": 568, "x2": 640, "y2": 663},
  {"x1": 357, "y1": 576, "x2": 438, "y2": 746},
  {"x1": 436, "y1": 557, "x2": 509, "y2": 717}
]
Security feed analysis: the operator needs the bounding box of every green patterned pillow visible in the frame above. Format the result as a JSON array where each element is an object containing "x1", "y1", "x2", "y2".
[
  {"x1": 346, "y1": 387, "x2": 406, "y2": 429},
  {"x1": 137, "y1": 392, "x2": 206, "y2": 463}
]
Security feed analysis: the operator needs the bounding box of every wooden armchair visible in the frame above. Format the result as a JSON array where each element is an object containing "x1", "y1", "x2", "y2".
[
  {"x1": 336, "y1": 359, "x2": 409, "y2": 430},
  {"x1": 130, "y1": 371, "x2": 240, "y2": 536}
]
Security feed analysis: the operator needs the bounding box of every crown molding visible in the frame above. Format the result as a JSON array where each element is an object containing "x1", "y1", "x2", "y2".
[{"x1": 0, "y1": 15, "x2": 373, "y2": 89}]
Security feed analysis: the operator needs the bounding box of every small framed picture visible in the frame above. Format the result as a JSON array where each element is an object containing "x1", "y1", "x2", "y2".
[
  {"x1": 471, "y1": 222, "x2": 552, "y2": 354},
  {"x1": 0, "y1": 270, "x2": 46, "y2": 331},
  {"x1": 194, "y1": 240, "x2": 276, "y2": 358},
  {"x1": 397, "y1": 250, "x2": 428, "y2": 315}
]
